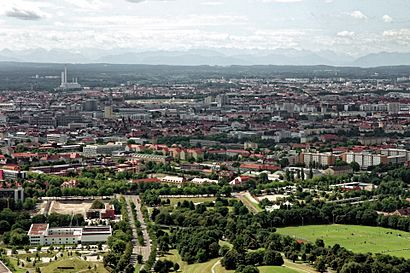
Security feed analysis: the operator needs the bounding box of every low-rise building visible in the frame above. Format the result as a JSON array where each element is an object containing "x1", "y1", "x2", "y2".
[
  {"x1": 160, "y1": 176, "x2": 185, "y2": 184},
  {"x1": 82, "y1": 143, "x2": 124, "y2": 157},
  {"x1": 28, "y1": 223, "x2": 112, "y2": 245},
  {"x1": 0, "y1": 187, "x2": 24, "y2": 202},
  {"x1": 323, "y1": 165, "x2": 353, "y2": 176}
]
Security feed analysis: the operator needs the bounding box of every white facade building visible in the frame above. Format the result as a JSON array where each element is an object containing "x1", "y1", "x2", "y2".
[
  {"x1": 82, "y1": 143, "x2": 124, "y2": 157},
  {"x1": 28, "y1": 224, "x2": 112, "y2": 246}
]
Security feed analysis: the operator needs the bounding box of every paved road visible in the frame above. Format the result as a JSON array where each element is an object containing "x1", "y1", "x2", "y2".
[
  {"x1": 126, "y1": 195, "x2": 151, "y2": 262},
  {"x1": 125, "y1": 197, "x2": 140, "y2": 265}
]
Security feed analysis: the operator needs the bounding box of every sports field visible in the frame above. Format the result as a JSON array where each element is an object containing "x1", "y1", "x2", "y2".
[{"x1": 278, "y1": 224, "x2": 410, "y2": 259}]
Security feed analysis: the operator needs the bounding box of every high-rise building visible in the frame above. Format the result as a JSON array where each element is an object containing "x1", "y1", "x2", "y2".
[
  {"x1": 82, "y1": 99, "x2": 98, "y2": 111},
  {"x1": 104, "y1": 106, "x2": 114, "y2": 119},
  {"x1": 204, "y1": 96, "x2": 214, "y2": 105},
  {"x1": 216, "y1": 94, "x2": 229, "y2": 107},
  {"x1": 387, "y1": 103, "x2": 400, "y2": 114}
]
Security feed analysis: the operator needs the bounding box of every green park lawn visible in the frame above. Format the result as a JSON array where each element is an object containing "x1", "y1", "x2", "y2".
[
  {"x1": 160, "y1": 249, "x2": 219, "y2": 273},
  {"x1": 259, "y1": 266, "x2": 300, "y2": 273},
  {"x1": 40, "y1": 257, "x2": 108, "y2": 273},
  {"x1": 278, "y1": 224, "x2": 410, "y2": 259},
  {"x1": 9, "y1": 253, "x2": 108, "y2": 273}
]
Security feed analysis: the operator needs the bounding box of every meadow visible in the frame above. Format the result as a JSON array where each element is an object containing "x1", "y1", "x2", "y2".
[{"x1": 278, "y1": 224, "x2": 410, "y2": 259}]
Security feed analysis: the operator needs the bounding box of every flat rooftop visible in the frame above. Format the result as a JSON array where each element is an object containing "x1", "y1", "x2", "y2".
[{"x1": 28, "y1": 223, "x2": 48, "y2": 236}]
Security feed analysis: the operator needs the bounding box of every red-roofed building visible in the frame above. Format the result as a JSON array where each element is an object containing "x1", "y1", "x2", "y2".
[
  {"x1": 131, "y1": 178, "x2": 160, "y2": 184},
  {"x1": 240, "y1": 163, "x2": 281, "y2": 172},
  {"x1": 229, "y1": 176, "x2": 251, "y2": 185}
]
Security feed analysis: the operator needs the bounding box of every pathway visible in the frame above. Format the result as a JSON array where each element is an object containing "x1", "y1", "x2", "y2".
[{"x1": 126, "y1": 195, "x2": 151, "y2": 262}]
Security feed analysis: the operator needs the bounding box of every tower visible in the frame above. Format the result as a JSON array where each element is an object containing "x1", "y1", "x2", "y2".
[
  {"x1": 64, "y1": 65, "x2": 68, "y2": 84},
  {"x1": 61, "y1": 71, "x2": 65, "y2": 85}
]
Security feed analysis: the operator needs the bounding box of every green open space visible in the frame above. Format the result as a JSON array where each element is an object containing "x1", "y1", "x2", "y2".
[
  {"x1": 161, "y1": 249, "x2": 305, "y2": 273},
  {"x1": 236, "y1": 194, "x2": 263, "y2": 213},
  {"x1": 9, "y1": 252, "x2": 108, "y2": 273},
  {"x1": 278, "y1": 224, "x2": 410, "y2": 259},
  {"x1": 259, "y1": 266, "x2": 300, "y2": 273},
  {"x1": 160, "y1": 249, "x2": 219, "y2": 273},
  {"x1": 40, "y1": 257, "x2": 108, "y2": 273}
]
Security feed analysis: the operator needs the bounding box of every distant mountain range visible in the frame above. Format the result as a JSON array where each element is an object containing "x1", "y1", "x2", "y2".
[{"x1": 1, "y1": 48, "x2": 410, "y2": 67}]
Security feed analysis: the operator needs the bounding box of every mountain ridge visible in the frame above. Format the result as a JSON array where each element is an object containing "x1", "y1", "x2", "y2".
[{"x1": 1, "y1": 48, "x2": 410, "y2": 67}]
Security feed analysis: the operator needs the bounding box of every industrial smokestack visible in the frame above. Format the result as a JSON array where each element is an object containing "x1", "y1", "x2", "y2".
[
  {"x1": 64, "y1": 65, "x2": 68, "y2": 84},
  {"x1": 61, "y1": 71, "x2": 65, "y2": 85}
]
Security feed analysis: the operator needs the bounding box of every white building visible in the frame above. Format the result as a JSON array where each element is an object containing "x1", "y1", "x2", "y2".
[
  {"x1": 191, "y1": 178, "x2": 218, "y2": 184},
  {"x1": 47, "y1": 134, "x2": 68, "y2": 144},
  {"x1": 28, "y1": 224, "x2": 112, "y2": 246},
  {"x1": 82, "y1": 143, "x2": 124, "y2": 157},
  {"x1": 160, "y1": 176, "x2": 185, "y2": 184}
]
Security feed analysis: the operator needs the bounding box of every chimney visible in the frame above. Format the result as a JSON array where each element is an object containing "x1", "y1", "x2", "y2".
[{"x1": 64, "y1": 65, "x2": 68, "y2": 84}]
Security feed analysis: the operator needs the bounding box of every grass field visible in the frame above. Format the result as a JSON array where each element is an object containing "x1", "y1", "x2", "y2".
[
  {"x1": 40, "y1": 257, "x2": 108, "y2": 273},
  {"x1": 160, "y1": 249, "x2": 219, "y2": 273},
  {"x1": 259, "y1": 266, "x2": 300, "y2": 273},
  {"x1": 235, "y1": 192, "x2": 263, "y2": 213},
  {"x1": 278, "y1": 224, "x2": 410, "y2": 259},
  {"x1": 9, "y1": 253, "x2": 108, "y2": 273}
]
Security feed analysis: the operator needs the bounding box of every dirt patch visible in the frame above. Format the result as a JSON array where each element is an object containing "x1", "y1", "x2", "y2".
[{"x1": 48, "y1": 200, "x2": 108, "y2": 216}]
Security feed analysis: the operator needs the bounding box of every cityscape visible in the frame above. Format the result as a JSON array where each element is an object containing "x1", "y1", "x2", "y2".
[{"x1": 0, "y1": 1, "x2": 409, "y2": 273}]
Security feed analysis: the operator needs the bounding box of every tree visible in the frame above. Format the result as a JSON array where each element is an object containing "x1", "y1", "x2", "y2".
[
  {"x1": 137, "y1": 254, "x2": 143, "y2": 264},
  {"x1": 258, "y1": 173, "x2": 269, "y2": 184},
  {"x1": 350, "y1": 161, "x2": 360, "y2": 172},
  {"x1": 222, "y1": 250, "x2": 240, "y2": 270},
  {"x1": 309, "y1": 168, "x2": 314, "y2": 179},
  {"x1": 340, "y1": 262, "x2": 363, "y2": 273},
  {"x1": 90, "y1": 199, "x2": 105, "y2": 209},
  {"x1": 315, "y1": 258, "x2": 326, "y2": 273},
  {"x1": 236, "y1": 265, "x2": 260, "y2": 273},
  {"x1": 0, "y1": 220, "x2": 10, "y2": 233},
  {"x1": 263, "y1": 250, "x2": 283, "y2": 266},
  {"x1": 315, "y1": 239, "x2": 324, "y2": 248}
]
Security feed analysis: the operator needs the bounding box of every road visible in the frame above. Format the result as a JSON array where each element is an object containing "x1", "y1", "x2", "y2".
[
  {"x1": 126, "y1": 195, "x2": 151, "y2": 263},
  {"x1": 125, "y1": 196, "x2": 139, "y2": 265}
]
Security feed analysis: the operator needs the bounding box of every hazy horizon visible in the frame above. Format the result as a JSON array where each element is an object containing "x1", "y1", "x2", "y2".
[{"x1": 0, "y1": 0, "x2": 409, "y2": 58}]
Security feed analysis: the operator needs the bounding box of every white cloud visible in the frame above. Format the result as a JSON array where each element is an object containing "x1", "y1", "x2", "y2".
[
  {"x1": 201, "y1": 1, "x2": 223, "y2": 6},
  {"x1": 0, "y1": 0, "x2": 51, "y2": 20},
  {"x1": 258, "y1": 0, "x2": 302, "y2": 3},
  {"x1": 63, "y1": 0, "x2": 109, "y2": 10},
  {"x1": 348, "y1": 10, "x2": 368, "y2": 20},
  {"x1": 126, "y1": 0, "x2": 174, "y2": 3},
  {"x1": 383, "y1": 28, "x2": 410, "y2": 46},
  {"x1": 337, "y1": 31, "x2": 354, "y2": 38},
  {"x1": 382, "y1": 14, "x2": 393, "y2": 23},
  {"x1": 5, "y1": 7, "x2": 44, "y2": 20}
]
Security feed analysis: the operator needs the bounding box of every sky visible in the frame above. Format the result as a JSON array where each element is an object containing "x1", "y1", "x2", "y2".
[{"x1": 0, "y1": 0, "x2": 409, "y2": 56}]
